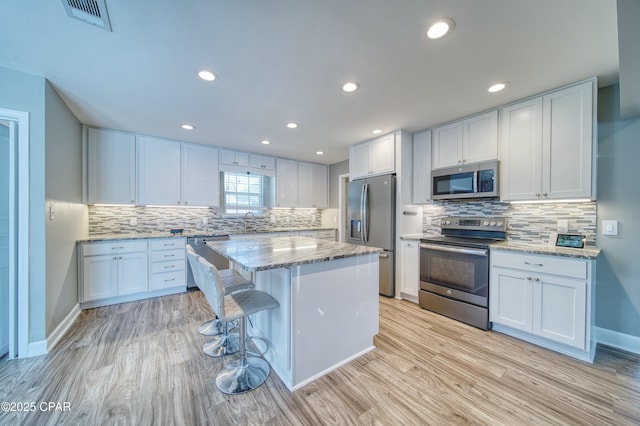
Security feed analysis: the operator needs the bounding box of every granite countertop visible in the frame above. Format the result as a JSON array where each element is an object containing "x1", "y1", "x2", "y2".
[
  {"x1": 78, "y1": 227, "x2": 338, "y2": 243},
  {"x1": 205, "y1": 236, "x2": 381, "y2": 271},
  {"x1": 489, "y1": 241, "x2": 601, "y2": 260}
]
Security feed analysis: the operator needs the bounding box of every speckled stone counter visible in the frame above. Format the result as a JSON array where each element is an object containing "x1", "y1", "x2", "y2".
[
  {"x1": 205, "y1": 236, "x2": 381, "y2": 271},
  {"x1": 490, "y1": 241, "x2": 601, "y2": 260}
]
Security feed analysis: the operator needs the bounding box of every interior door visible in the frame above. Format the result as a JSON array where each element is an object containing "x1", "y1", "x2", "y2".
[{"x1": 0, "y1": 121, "x2": 10, "y2": 357}]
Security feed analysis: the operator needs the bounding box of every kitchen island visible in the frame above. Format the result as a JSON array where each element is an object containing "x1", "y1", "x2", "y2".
[{"x1": 205, "y1": 236, "x2": 380, "y2": 391}]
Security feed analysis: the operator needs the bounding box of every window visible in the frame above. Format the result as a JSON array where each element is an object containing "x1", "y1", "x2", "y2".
[{"x1": 222, "y1": 171, "x2": 270, "y2": 215}]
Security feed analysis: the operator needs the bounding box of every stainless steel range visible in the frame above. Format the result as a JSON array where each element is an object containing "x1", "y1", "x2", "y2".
[{"x1": 419, "y1": 216, "x2": 506, "y2": 330}]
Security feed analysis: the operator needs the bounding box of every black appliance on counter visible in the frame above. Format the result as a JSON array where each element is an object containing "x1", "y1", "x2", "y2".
[{"x1": 419, "y1": 216, "x2": 506, "y2": 330}]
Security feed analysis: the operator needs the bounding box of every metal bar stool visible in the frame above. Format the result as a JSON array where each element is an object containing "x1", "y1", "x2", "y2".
[
  {"x1": 186, "y1": 246, "x2": 253, "y2": 357},
  {"x1": 189, "y1": 255, "x2": 279, "y2": 394}
]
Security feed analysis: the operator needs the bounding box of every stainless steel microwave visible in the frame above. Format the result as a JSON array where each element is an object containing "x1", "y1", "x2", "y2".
[{"x1": 431, "y1": 160, "x2": 499, "y2": 200}]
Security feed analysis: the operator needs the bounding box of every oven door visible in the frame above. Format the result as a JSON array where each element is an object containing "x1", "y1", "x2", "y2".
[{"x1": 419, "y1": 243, "x2": 488, "y2": 307}]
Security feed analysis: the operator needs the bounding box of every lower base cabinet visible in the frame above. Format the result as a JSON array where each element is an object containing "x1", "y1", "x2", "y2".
[
  {"x1": 398, "y1": 240, "x2": 419, "y2": 302},
  {"x1": 490, "y1": 250, "x2": 595, "y2": 362}
]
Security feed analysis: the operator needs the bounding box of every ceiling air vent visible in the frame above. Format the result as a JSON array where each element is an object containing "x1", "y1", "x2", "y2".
[{"x1": 60, "y1": 0, "x2": 112, "y2": 32}]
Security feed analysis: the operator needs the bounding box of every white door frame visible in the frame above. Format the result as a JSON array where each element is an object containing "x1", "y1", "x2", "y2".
[
  {"x1": 337, "y1": 173, "x2": 349, "y2": 242},
  {"x1": 0, "y1": 108, "x2": 30, "y2": 359}
]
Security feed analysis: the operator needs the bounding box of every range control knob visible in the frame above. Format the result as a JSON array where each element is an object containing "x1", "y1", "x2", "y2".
[
  {"x1": 445, "y1": 220, "x2": 451, "y2": 225},
  {"x1": 490, "y1": 221, "x2": 497, "y2": 227},
  {"x1": 483, "y1": 221, "x2": 490, "y2": 226},
  {"x1": 496, "y1": 221, "x2": 504, "y2": 227}
]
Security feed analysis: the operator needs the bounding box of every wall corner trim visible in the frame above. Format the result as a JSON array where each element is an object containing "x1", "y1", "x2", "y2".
[
  {"x1": 595, "y1": 326, "x2": 640, "y2": 355},
  {"x1": 46, "y1": 303, "x2": 81, "y2": 353}
]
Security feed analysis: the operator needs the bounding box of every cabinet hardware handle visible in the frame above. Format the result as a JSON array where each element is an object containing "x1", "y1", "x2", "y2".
[
  {"x1": 524, "y1": 261, "x2": 543, "y2": 267},
  {"x1": 163, "y1": 265, "x2": 175, "y2": 269},
  {"x1": 164, "y1": 254, "x2": 175, "y2": 257},
  {"x1": 536, "y1": 193, "x2": 541, "y2": 198},
  {"x1": 113, "y1": 257, "x2": 117, "y2": 260},
  {"x1": 534, "y1": 277, "x2": 540, "y2": 282},
  {"x1": 112, "y1": 246, "x2": 124, "y2": 249},
  {"x1": 526, "y1": 276, "x2": 533, "y2": 280},
  {"x1": 164, "y1": 278, "x2": 176, "y2": 282},
  {"x1": 118, "y1": 256, "x2": 122, "y2": 260},
  {"x1": 542, "y1": 193, "x2": 548, "y2": 197}
]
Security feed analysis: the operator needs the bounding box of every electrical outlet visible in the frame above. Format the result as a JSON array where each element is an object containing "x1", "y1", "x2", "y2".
[
  {"x1": 49, "y1": 205, "x2": 55, "y2": 221},
  {"x1": 270, "y1": 215, "x2": 276, "y2": 223},
  {"x1": 602, "y1": 220, "x2": 618, "y2": 236},
  {"x1": 202, "y1": 217, "x2": 208, "y2": 225},
  {"x1": 557, "y1": 219, "x2": 568, "y2": 232},
  {"x1": 130, "y1": 218, "x2": 137, "y2": 226},
  {"x1": 425, "y1": 216, "x2": 431, "y2": 226}
]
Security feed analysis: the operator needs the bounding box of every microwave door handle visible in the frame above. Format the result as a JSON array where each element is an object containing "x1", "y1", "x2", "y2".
[{"x1": 473, "y1": 171, "x2": 478, "y2": 193}]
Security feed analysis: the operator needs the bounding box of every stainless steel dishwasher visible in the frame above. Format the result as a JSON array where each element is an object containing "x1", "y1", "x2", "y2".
[{"x1": 186, "y1": 235, "x2": 230, "y2": 288}]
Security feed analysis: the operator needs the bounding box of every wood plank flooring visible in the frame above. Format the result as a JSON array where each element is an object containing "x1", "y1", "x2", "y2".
[{"x1": 1, "y1": 291, "x2": 638, "y2": 425}]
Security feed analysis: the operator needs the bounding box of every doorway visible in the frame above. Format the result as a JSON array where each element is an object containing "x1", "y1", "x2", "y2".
[{"x1": 0, "y1": 108, "x2": 29, "y2": 359}]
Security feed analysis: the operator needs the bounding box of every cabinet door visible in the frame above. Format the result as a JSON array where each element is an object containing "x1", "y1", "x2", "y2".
[
  {"x1": 412, "y1": 130, "x2": 432, "y2": 203},
  {"x1": 490, "y1": 267, "x2": 533, "y2": 332},
  {"x1": 312, "y1": 164, "x2": 328, "y2": 208},
  {"x1": 370, "y1": 134, "x2": 395, "y2": 175},
  {"x1": 500, "y1": 98, "x2": 544, "y2": 201},
  {"x1": 462, "y1": 110, "x2": 498, "y2": 164},
  {"x1": 298, "y1": 162, "x2": 314, "y2": 207},
  {"x1": 118, "y1": 252, "x2": 148, "y2": 295},
  {"x1": 87, "y1": 128, "x2": 136, "y2": 205},
  {"x1": 533, "y1": 275, "x2": 587, "y2": 349},
  {"x1": 432, "y1": 121, "x2": 462, "y2": 169},
  {"x1": 250, "y1": 154, "x2": 276, "y2": 172},
  {"x1": 220, "y1": 149, "x2": 249, "y2": 167},
  {"x1": 542, "y1": 82, "x2": 593, "y2": 199},
  {"x1": 181, "y1": 143, "x2": 219, "y2": 207},
  {"x1": 137, "y1": 136, "x2": 182, "y2": 205},
  {"x1": 82, "y1": 255, "x2": 118, "y2": 302},
  {"x1": 276, "y1": 158, "x2": 299, "y2": 207},
  {"x1": 400, "y1": 241, "x2": 420, "y2": 299},
  {"x1": 349, "y1": 142, "x2": 371, "y2": 179}
]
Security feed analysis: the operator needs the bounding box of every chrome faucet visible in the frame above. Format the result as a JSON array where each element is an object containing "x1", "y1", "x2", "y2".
[{"x1": 243, "y1": 211, "x2": 256, "y2": 232}]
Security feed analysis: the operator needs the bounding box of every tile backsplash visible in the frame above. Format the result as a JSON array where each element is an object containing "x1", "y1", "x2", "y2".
[
  {"x1": 88, "y1": 206, "x2": 322, "y2": 235},
  {"x1": 421, "y1": 200, "x2": 597, "y2": 245}
]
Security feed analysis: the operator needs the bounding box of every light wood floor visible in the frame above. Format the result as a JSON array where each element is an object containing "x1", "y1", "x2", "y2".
[{"x1": 1, "y1": 291, "x2": 639, "y2": 425}]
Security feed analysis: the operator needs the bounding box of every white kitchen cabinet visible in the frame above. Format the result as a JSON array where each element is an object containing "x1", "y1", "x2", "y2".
[
  {"x1": 86, "y1": 127, "x2": 136, "y2": 205},
  {"x1": 490, "y1": 250, "x2": 595, "y2": 361},
  {"x1": 219, "y1": 149, "x2": 250, "y2": 173},
  {"x1": 80, "y1": 240, "x2": 148, "y2": 303},
  {"x1": 412, "y1": 130, "x2": 432, "y2": 204},
  {"x1": 432, "y1": 110, "x2": 498, "y2": 169},
  {"x1": 249, "y1": 154, "x2": 276, "y2": 176},
  {"x1": 149, "y1": 238, "x2": 186, "y2": 291},
  {"x1": 276, "y1": 158, "x2": 299, "y2": 207},
  {"x1": 181, "y1": 143, "x2": 220, "y2": 207},
  {"x1": 299, "y1": 229, "x2": 336, "y2": 241},
  {"x1": 298, "y1": 162, "x2": 329, "y2": 208},
  {"x1": 501, "y1": 81, "x2": 594, "y2": 201},
  {"x1": 349, "y1": 133, "x2": 395, "y2": 179},
  {"x1": 137, "y1": 135, "x2": 182, "y2": 205},
  {"x1": 399, "y1": 240, "x2": 420, "y2": 302}
]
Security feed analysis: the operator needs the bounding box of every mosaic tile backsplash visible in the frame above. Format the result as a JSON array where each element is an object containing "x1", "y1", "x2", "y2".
[
  {"x1": 89, "y1": 206, "x2": 322, "y2": 235},
  {"x1": 421, "y1": 200, "x2": 597, "y2": 245}
]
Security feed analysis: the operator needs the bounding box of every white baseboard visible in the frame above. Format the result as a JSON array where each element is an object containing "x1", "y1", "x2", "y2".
[
  {"x1": 595, "y1": 327, "x2": 640, "y2": 355},
  {"x1": 47, "y1": 303, "x2": 81, "y2": 352},
  {"x1": 27, "y1": 340, "x2": 47, "y2": 357}
]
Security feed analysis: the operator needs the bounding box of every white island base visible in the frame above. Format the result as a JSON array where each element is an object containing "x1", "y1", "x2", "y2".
[{"x1": 241, "y1": 253, "x2": 379, "y2": 391}]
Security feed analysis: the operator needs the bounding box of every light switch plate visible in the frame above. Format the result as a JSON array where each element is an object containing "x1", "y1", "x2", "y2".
[{"x1": 602, "y1": 220, "x2": 618, "y2": 236}]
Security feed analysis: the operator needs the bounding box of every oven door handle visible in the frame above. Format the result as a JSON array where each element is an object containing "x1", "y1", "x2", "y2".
[{"x1": 419, "y1": 243, "x2": 488, "y2": 257}]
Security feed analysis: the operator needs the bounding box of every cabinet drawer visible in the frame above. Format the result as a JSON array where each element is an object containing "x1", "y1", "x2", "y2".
[
  {"x1": 151, "y1": 249, "x2": 185, "y2": 262},
  {"x1": 491, "y1": 251, "x2": 587, "y2": 280},
  {"x1": 151, "y1": 259, "x2": 186, "y2": 274},
  {"x1": 82, "y1": 240, "x2": 147, "y2": 256},
  {"x1": 149, "y1": 238, "x2": 185, "y2": 251},
  {"x1": 151, "y1": 270, "x2": 186, "y2": 289}
]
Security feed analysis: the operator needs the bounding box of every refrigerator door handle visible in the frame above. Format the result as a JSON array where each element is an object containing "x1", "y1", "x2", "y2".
[
  {"x1": 473, "y1": 170, "x2": 478, "y2": 193},
  {"x1": 362, "y1": 183, "x2": 369, "y2": 242}
]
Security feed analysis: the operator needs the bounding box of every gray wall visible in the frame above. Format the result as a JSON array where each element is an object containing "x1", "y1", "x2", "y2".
[
  {"x1": 44, "y1": 81, "x2": 87, "y2": 336},
  {"x1": 596, "y1": 84, "x2": 640, "y2": 338},
  {"x1": 328, "y1": 160, "x2": 349, "y2": 208},
  {"x1": 0, "y1": 66, "x2": 47, "y2": 343}
]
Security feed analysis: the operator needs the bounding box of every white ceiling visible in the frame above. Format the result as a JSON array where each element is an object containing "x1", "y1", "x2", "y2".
[{"x1": 0, "y1": 0, "x2": 619, "y2": 164}]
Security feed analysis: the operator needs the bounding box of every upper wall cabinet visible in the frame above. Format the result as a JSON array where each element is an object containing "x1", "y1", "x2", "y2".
[
  {"x1": 275, "y1": 158, "x2": 299, "y2": 208},
  {"x1": 432, "y1": 110, "x2": 498, "y2": 170},
  {"x1": 412, "y1": 130, "x2": 432, "y2": 204},
  {"x1": 219, "y1": 149, "x2": 250, "y2": 172},
  {"x1": 501, "y1": 81, "x2": 594, "y2": 201},
  {"x1": 137, "y1": 136, "x2": 182, "y2": 206},
  {"x1": 298, "y1": 162, "x2": 328, "y2": 208},
  {"x1": 349, "y1": 133, "x2": 395, "y2": 180},
  {"x1": 86, "y1": 128, "x2": 137, "y2": 205},
  {"x1": 249, "y1": 154, "x2": 276, "y2": 176},
  {"x1": 181, "y1": 143, "x2": 220, "y2": 207}
]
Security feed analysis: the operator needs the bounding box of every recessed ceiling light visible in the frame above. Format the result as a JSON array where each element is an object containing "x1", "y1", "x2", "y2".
[
  {"x1": 342, "y1": 82, "x2": 359, "y2": 93},
  {"x1": 198, "y1": 70, "x2": 217, "y2": 81},
  {"x1": 488, "y1": 82, "x2": 509, "y2": 93},
  {"x1": 286, "y1": 122, "x2": 298, "y2": 129},
  {"x1": 372, "y1": 129, "x2": 383, "y2": 135},
  {"x1": 316, "y1": 151, "x2": 324, "y2": 155},
  {"x1": 261, "y1": 140, "x2": 271, "y2": 145},
  {"x1": 181, "y1": 124, "x2": 194, "y2": 130},
  {"x1": 426, "y1": 18, "x2": 455, "y2": 39}
]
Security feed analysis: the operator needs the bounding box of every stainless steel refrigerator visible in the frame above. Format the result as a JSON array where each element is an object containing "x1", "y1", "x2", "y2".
[{"x1": 347, "y1": 174, "x2": 396, "y2": 297}]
